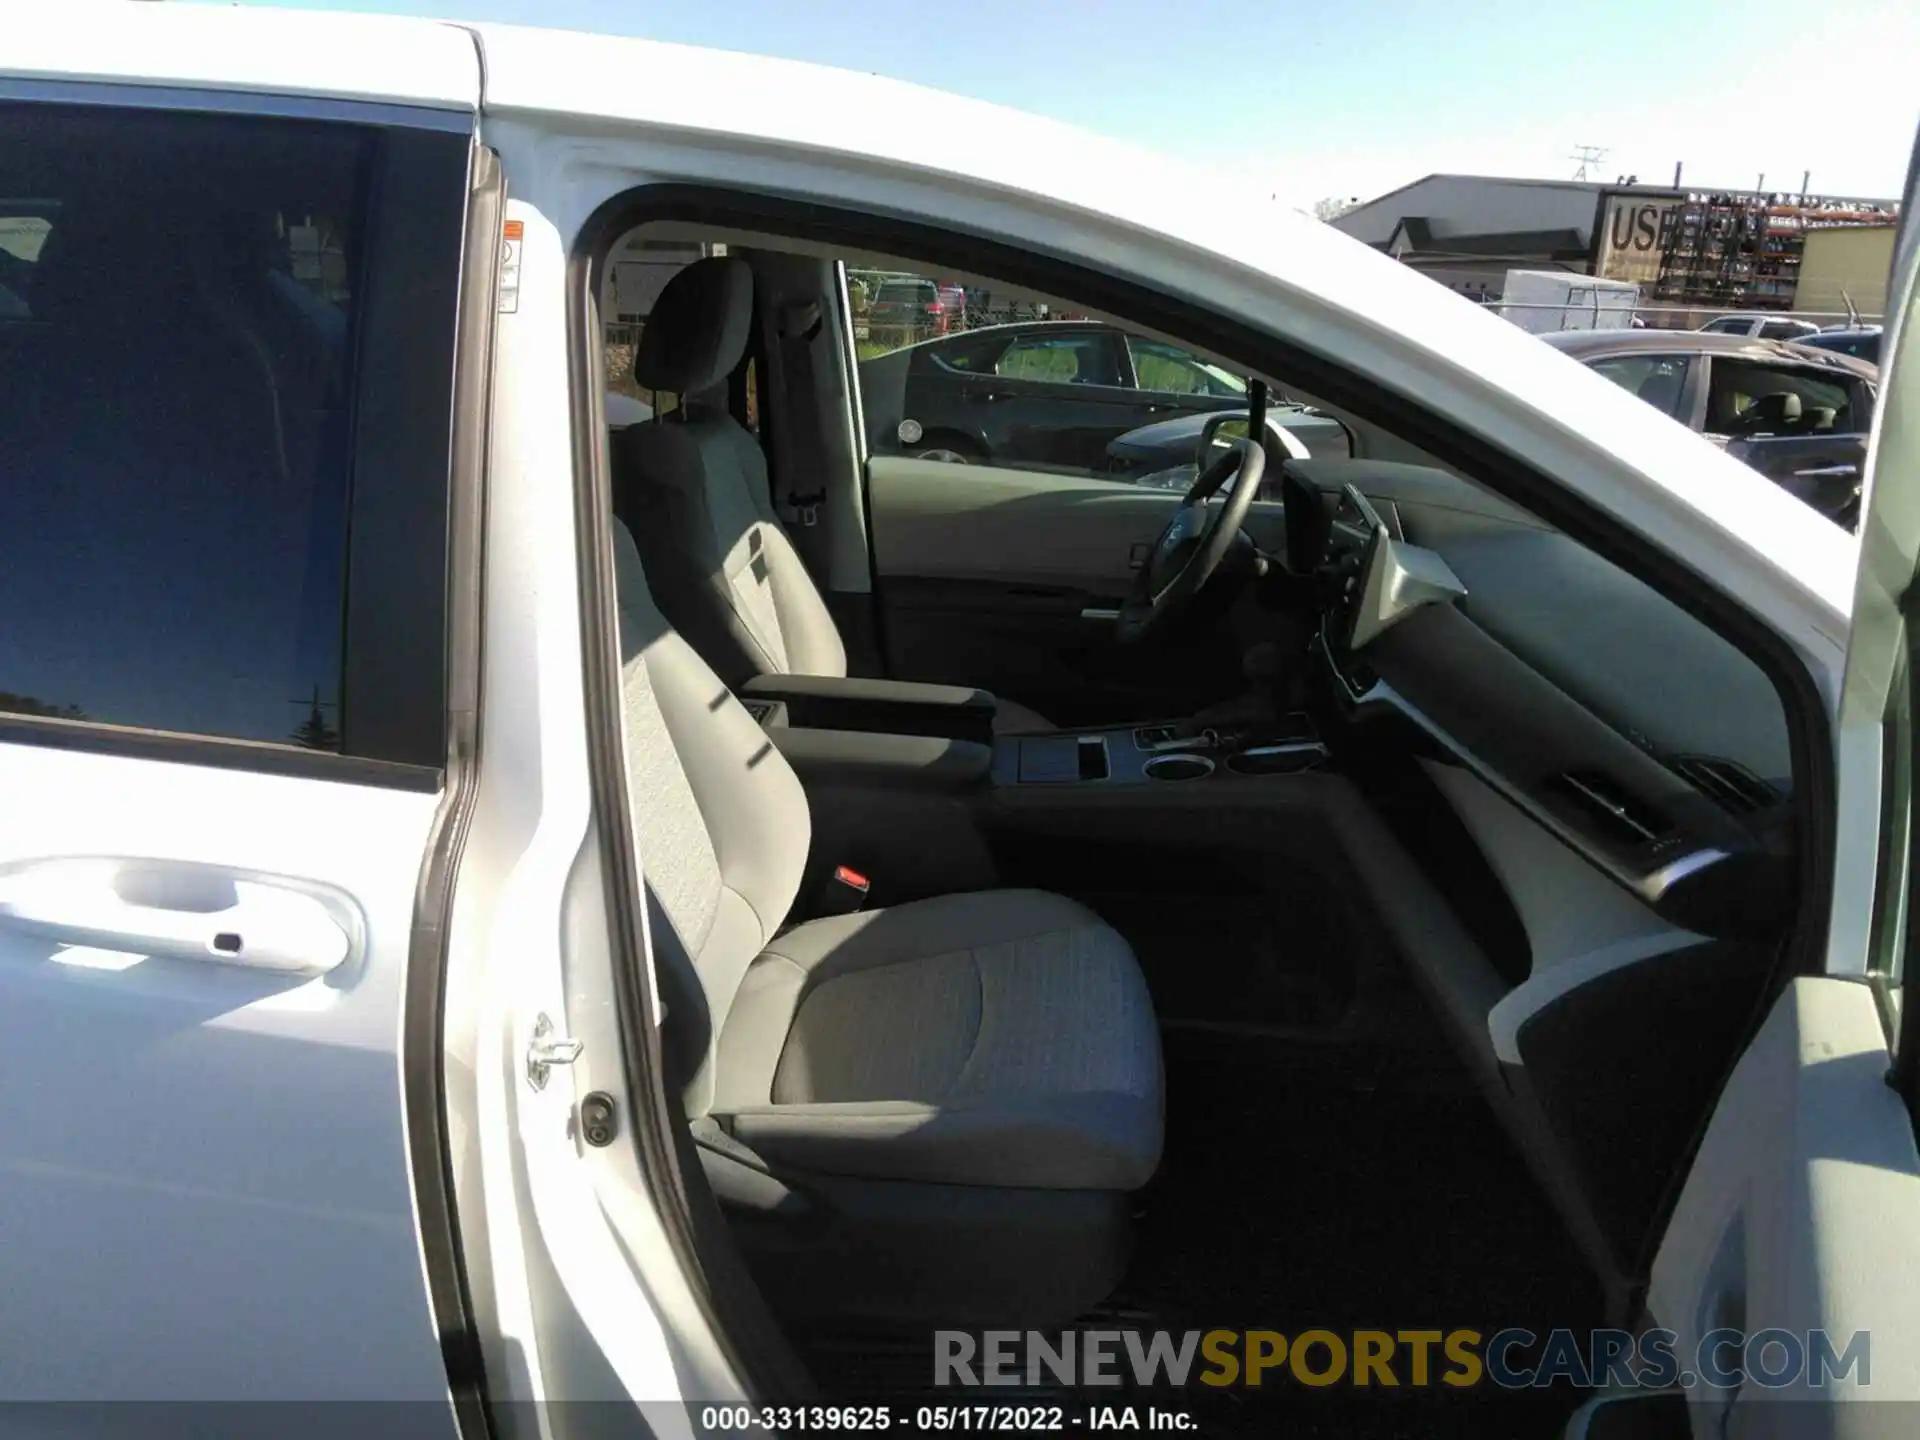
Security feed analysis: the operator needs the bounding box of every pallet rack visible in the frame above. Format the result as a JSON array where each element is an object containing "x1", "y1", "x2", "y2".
[{"x1": 1651, "y1": 194, "x2": 1899, "y2": 310}]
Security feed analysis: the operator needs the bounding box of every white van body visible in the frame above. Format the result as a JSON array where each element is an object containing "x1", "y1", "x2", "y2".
[{"x1": 1498, "y1": 269, "x2": 1643, "y2": 334}]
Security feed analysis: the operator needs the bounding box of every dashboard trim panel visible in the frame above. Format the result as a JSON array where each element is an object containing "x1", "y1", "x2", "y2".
[{"x1": 1318, "y1": 624, "x2": 1737, "y2": 914}]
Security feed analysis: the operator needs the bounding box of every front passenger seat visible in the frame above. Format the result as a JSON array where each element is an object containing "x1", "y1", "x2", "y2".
[
  {"x1": 611, "y1": 518, "x2": 1162, "y2": 1325},
  {"x1": 614, "y1": 256, "x2": 1053, "y2": 734}
]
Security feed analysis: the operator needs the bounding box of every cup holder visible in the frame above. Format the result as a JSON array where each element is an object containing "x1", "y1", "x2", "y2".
[
  {"x1": 1143, "y1": 753, "x2": 1215, "y2": 782},
  {"x1": 1226, "y1": 744, "x2": 1327, "y2": 777}
]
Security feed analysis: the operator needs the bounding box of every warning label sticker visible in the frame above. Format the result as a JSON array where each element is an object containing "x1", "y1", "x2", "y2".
[{"x1": 499, "y1": 219, "x2": 524, "y2": 314}]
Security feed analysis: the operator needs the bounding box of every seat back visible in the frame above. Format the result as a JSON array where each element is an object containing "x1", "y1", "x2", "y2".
[
  {"x1": 1738, "y1": 390, "x2": 1803, "y2": 435},
  {"x1": 615, "y1": 256, "x2": 846, "y2": 687},
  {"x1": 1635, "y1": 363, "x2": 1686, "y2": 417},
  {"x1": 611, "y1": 518, "x2": 811, "y2": 1114}
]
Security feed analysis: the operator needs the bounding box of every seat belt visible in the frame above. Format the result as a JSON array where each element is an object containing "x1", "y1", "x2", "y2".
[{"x1": 771, "y1": 298, "x2": 835, "y2": 585}]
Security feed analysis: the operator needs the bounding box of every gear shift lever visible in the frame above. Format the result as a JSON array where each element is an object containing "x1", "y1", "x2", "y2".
[{"x1": 1175, "y1": 642, "x2": 1284, "y2": 739}]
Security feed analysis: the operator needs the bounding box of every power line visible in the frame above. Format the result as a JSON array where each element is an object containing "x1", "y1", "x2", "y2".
[{"x1": 1569, "y1": 144, "x2": 1609, "y2": 182}]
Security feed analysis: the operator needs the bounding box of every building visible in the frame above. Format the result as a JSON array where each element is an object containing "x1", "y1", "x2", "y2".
[
  {"x1": 1794, "y1": 224, "x2": 1897, "y2": 319},
  {"x1": 1331, "y1": 175, "x2": 1614, "y2": 298},
  {"x1": 1332, "y1": 173, "x2": 1899, "y2": 316}
]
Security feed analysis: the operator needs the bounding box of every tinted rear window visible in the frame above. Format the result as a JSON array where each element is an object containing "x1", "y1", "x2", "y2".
[{"x1": 0, "y1": 103, "x2": 369, "y2": 746}]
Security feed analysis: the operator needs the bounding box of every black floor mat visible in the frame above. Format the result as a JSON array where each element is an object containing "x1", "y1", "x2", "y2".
[
  {"x1": 1078, "y1": 880, "x2": 1358, "y2": 1031},
  {"x1": 798, "y1": 1030, "x2": 1602, "y2": 1439},
  {"x1": 1099, "y1": 1029, "x2": 1604, "y2": 1437}
]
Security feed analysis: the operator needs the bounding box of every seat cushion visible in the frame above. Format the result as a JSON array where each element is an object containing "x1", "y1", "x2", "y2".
[{"x1": 714, "y1": 890, "x2": 1162, "y2": 1191}]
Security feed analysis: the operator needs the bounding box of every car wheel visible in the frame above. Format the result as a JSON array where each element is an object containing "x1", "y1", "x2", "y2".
[{"x1": 910, "y1": 433, "x2": 984, "y2": 465}]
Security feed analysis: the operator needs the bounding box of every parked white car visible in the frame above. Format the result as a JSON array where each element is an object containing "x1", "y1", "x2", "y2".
[
  {"x1": 3, "y1": 5, "x2": 1918, "y2": 1438},
  {"x1": 1698, "y1": 313, "x2": 1825, "y2": 340}
]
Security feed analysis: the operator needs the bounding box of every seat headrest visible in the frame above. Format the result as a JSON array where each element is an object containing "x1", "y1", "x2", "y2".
[
  {"x1": 1747, "y1": 391, "x2": 1802, "y2": 428},
  {"x1": 633, "y1": 256, "x2": 753, "y2": 396}
]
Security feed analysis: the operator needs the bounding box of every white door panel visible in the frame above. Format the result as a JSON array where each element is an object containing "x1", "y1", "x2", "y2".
[
  {"x1": 1645, "y1": 128, "x2": 1920, "y2": 1438},
  {"x1": 0, "y1": 83, "x2": 479, "y2": 1416},
  {"x1": 1647, "y1": 980, "x2": 1920, "y2": 1415},
  {"x1": 0, "y1": 744, "x2": 450, "y2": 1404}
]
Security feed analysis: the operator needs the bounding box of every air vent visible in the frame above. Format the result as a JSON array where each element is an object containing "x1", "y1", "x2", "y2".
[
  {"x1": 1547, "y1": 768, "x2": 1671, "y2": 846},
  {"x1": 1671, "y1": 755, "x2": 1779, "y2": 815}
]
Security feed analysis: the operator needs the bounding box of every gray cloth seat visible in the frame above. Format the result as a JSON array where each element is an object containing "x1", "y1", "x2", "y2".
[
  {"x1": 611, "y1": 517, "x2": 1161, "y2": 1320},
  {"x1": 714, "y1": 889, "x2": 1162, "y2": 1190},
  {"x1": 613, "y1": 255, "x2": 1052, "y2": 735}
]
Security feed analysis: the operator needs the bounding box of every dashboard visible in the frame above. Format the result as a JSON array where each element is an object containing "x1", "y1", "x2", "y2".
[{"x1": 1297, "y1": 465, "x2": 1796, "y2": 943}]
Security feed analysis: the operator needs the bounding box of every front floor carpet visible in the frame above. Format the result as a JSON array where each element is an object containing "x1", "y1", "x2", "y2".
[{"x1": 798, "y1": 1023, "x2": 1603, "y2": 1438}]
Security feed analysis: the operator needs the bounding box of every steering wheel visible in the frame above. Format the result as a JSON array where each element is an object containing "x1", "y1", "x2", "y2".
[{"x1": 1115, "y1": 437, "x2": 1266, "y2": 644}]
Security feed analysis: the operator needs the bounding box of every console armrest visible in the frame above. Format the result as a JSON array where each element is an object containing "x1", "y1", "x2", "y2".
[
  {"x1": 769, "y1": 727, "x2": 992, "y2": 791},
  {"x1": 739, "y1": 673, "x2": 996, "y2": 744}
]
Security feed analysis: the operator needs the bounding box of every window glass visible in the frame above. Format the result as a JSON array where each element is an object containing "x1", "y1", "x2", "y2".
[
  {"x1": 918, "y1": 332, "x2": 1004, "y2": 376},
  {"x1": 604, "y1": 237, "x2": 709, "y2": 419},
  {"x1": 1815, "y1": 333, "x2": 1881, "y2": 363},
  {"x1": 994, "y1": 333, "x2": 1121, "y2": 387},
  {"x1": 1706, "y1": 359, "x2": 1855, "y2": 437},
  {"x1": 844, "y1": 263, "x2": 1351, "y2": 482},
  {"x1": 0, "y1": 103, "x2": 375, "y2": 748},
  {"x1": 0, "y1": 203, "x2": 55, "y2": 319},
  {"x1": 1587, "y1": 354, "x2": 1690, "y2": 419},
  {"x1": 1128, "y1": 337, "x2": 1249, "y2": 398}
]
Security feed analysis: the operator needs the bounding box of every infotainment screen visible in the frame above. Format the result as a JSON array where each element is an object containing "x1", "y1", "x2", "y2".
[
  {"x1": 1331, "y1": 483, "x2": 1387, "y2": 552},
  {"x1": 1328, "y1": 482, "x2": 1469, "y2": 652},
  {"x1": 1331, "y1": 484, "x2": 1389, "y2": 650}
]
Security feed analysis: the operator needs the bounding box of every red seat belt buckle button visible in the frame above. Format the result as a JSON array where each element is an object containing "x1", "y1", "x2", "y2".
[{"x1": 818, "y1": 864, "x2": 871, "y2": 916}]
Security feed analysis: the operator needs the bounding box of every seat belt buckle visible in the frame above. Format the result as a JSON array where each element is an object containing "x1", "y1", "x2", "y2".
[
  {"x1": 816, "y1": 864, "x2": 871, "y2": 916},
  {"x1": 789, "y1": 489, "x2": 826, "y2": 527}
]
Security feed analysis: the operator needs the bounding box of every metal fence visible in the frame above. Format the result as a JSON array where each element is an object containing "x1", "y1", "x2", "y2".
[{"x1": 850, "y1": 307, "x2": 1085, "y2": 357}]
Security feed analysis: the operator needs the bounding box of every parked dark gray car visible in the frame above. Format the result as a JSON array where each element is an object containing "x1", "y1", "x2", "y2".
[
  {"x1": 857, "y1": 322, "x2": 1247, "y2": 472},
  {"x1": 1794, "y1": 327, "x2": 1883, "y2": 365},
  {"x1": 1542, "y1": 329, "x2": 1878, "y2": 527}
]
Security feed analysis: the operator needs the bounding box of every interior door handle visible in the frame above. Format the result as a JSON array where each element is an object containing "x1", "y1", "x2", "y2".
[
  {"x1": 0, "y1": 858, "x2": 355, "y2": 973},
  {"x1": 1792, "y1": 463, "x2": 1860, "y2": 478}
]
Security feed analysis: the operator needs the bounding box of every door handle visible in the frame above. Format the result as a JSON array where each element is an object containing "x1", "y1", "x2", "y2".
[
  {"x1": 1792, "y1": 463, "x2": 1859, "y2": 478},
  {"x1": 0, "y1": 858, "x2": 355, "y2": 973}
]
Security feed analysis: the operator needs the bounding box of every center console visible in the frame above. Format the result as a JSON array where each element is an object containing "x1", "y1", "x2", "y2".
[
  {"x1": 737, "y1": 673, "x2": 996, "y2": 745},
  {"x1": 991, "y1": 714, "x2": 1329, "y2": 789},
  {"x1": 733, "y1": 674, "x2": 1333, "y2": 911}
]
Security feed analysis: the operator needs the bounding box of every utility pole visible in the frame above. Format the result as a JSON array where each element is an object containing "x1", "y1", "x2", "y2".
[{"x1": 1570, "y1": 145, "x2": 1609, "y2": 182}]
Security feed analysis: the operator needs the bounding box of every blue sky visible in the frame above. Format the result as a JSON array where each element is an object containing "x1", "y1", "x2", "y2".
[{"x1": 241, "y1": 0, "x2": 1918, "y2": 208}]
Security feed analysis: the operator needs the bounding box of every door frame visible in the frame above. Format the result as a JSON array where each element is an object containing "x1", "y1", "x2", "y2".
[
  {"x1": 522, "y1": 165, "x2": 1862, "y2": 1411},
  {"x1": 405, "y1": 136, "x2": 503, "y2": 1440},
  {"x1": 569, "y1": 182, "x2": 1838, "y2": 945}
]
